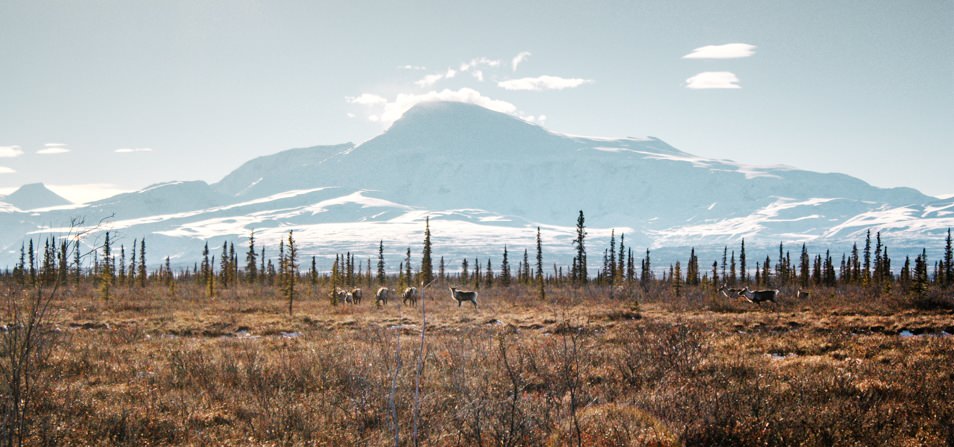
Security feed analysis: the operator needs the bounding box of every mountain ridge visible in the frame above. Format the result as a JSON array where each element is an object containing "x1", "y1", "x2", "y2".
[{"x1": 1, "y1": 101, "x2": 951, "y2": 267}]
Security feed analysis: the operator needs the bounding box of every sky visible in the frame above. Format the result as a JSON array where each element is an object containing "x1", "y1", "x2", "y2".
[{"x1": 1, "y1": 0, "x2": 952, "y2": 203}]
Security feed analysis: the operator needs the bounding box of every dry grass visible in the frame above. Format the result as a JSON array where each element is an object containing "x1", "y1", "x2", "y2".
[{"x1": 11, "y1": 283, "x2": 954, "y2": 445}]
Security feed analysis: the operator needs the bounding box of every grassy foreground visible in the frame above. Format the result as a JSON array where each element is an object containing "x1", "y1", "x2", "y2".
[{"x1": 11, "y1": 284, "x2": 954, "y2": 446}]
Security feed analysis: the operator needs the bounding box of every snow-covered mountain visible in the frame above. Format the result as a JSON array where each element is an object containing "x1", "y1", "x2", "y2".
[
  {"x1": 0, "y1": 183, "x2": 71, "y2": 211},
  {"x1": 2, "y1": 101, "x2": 952, "y2": 268}
]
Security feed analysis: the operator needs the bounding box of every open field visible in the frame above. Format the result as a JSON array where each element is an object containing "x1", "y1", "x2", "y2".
[{"x1": 6, "y1": 284, "x2": 954, "y2": 446}]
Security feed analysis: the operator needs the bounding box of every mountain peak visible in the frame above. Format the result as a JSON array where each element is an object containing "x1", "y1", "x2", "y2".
[{"x1": 2, "y1": 183, "x2": 71, "y2": 210}]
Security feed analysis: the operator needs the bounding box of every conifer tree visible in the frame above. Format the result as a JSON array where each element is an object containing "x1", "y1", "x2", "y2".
[
  {"x1": 500, "y1": 245, "x2": 511, "y2": 287},
  {"x1": 672, "y1": 262, "x2": 682, "y2": 296},
  {"x1": 331, "y1": 255, "x2": 340, "y2": 305},
  {"x1": 58, "y1": 240, "x2": 68, "y2": 286},
  {"x1": 285, "y1": 230, "x2": 298, "y2": 315},
  {"x1": 800, "y1": 243, "x2": 810, "y2": 288},
  {"x1": 617, "y1": 233, "x2": 625, "y2": 284},
  {"x1": 536, "y1": 227, "x2": 545, "y2": 300},
  {"x1": 485, "y1": 258, "x2": 494, "y2": 288},
  {"x1": 944, "y1": 228, "x2": 953, "y2": 288},
  {"x1": 376, "y1": 240, "x2": 386, "y2": 285},
  {"x1": 862, "y1": 229, "x2": 872, "y2": 287},
  {"x1": 138, "y1": 238, "x2": 146, "y2": 288},
  {"x1": 522, "y1": 248, "x2": 530, "y2": 285},
  {"x1": 28, "y1": 239, "x2": 36, "y2": 286},
  {"x1": 460, "y1": 259, "x2": 468, "y2": 285},
  {"x1": 404, "y1": 247, "x2": 412, "y2": 287},
  {"x1": 573, "y1": 210, "x2": 587, "y2": 285},
  {"x1": 608, "y1": 230, "x2": 616, "y2": 285},
  {"x1": 740, "y1": 238, "x2": 748, "y2": 284},
  {"x1": 220, "y1": 241, "x2": 230, "y2": 288},
  {"x1": 421, "y1": 216, "x2": 434, "y2": 286},
  {"x1": 119, "y1": 245, "x2": 126, "y2": 286},
  {"x1": 207, "y1": 255, "x2": 216, "y2": 298},
  {"x1": 260, "y1": 246, "x2": 267, "y2": 285},
  {"x1": 473, "y1": 258, "x2": 481, "y2": 289},
  {"x1": 73, "y1": 240, "x2": 81, "y2": 285},
  {"x1": 129, "y1": 239, "x2": 137, "y2": 286},
  {"x1": 729, "y1": 251, "x2": 737, "y2": 285},
  {"x1": 100, "y1": 232, "x2": 112, "y2": 300},
  {"x1": 246, "y1": 230, "x2": 258, "y2": 284}
]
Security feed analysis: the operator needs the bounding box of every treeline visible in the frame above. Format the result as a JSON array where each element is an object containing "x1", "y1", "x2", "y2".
[{"x1": 3, "y1": 212, "x2": 953, "y2": 303}]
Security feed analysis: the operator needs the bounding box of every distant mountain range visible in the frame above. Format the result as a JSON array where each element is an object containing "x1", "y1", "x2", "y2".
[{"x1": 2, "y1": 101, "x2": 952, "y2": 269}]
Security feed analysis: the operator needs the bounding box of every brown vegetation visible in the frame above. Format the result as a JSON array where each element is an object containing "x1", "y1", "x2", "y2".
[{"x1": 4, "y1": 281, "x2": 953, "y2": 446}]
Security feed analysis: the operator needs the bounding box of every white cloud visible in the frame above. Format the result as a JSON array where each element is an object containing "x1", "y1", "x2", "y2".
[
  {"x1": 47, "y1": 183, "x2": 129, "y2": 203},
  {"x1": 115, "y1": 147, "x2": 153, "y2": 153},
  {"x1": 347, "y1": 93, "x2": 388, "y2": 105},
  {"x1": 444, "y1": 68, "x2": 457, "y2": 79},
  {"x1": 37, "y1": 143, "x2": 70, "y2": 155},
  {"x1": 511, "y1": 51, "x2": 532, "y2": 71},
  {"x1": 685, "y1": 71, "x2": 741, "y2": 89},
  {"x1": 346, "y1": 112, "x2": 356, "y2": 118},
  {"x1": 415, "y1": 72, "x2": 445, "y2": 87},
  {"x1": 683, "y1": 43, "x2": 756, "y2": 59},
  {"x1": 0, "y1": 166, "x2": 15, "y2": 174},
  {"x1": 352, "y1": 88, "x2": 518, "y2": 126},
  {"x1": 497, "y1": 75, "x2": 592, "y2": 91},
  {"x1": 472, "y1": 70, "x2": 484, "y2": 82},
  {"x1": 399, "y1": 64, "x2": 427, "y2": 70},
  {"x1": 0, "y1": 145, "x2": 24, "y2": 158},
  {"x1": 459, "y1": 57, "x2": 500, "y2": 72}
]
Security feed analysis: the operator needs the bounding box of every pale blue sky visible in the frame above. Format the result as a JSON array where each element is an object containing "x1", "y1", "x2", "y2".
[{"x1": 1, "y1": 0, "x2": 952, "y2": 202}]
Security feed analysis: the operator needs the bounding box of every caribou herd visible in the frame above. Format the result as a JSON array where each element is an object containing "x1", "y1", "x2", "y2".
[
  {"x1": 329, "y1": 281, "x2": 801, "y2": 308},
  {"x1": 330, "y1": 286, "x2": 479, "y2": 309}
]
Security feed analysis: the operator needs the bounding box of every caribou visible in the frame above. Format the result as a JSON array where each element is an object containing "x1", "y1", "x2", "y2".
[
  {"x1": 351, "y1": 288, "x2": 363, "y2": 305},
  {"x1": 796, "y1": 289, "x2": 810, "y2": 300},
  {"x1": 375, "y1": 287, "x2": 394, "y2": 306},
  {"x1": 334, "y1": 288, "x2": 353, "y2": 304},
  {"x1": 402, "y1": 287, "x2": 419, "y2": 306},
  {"x1": 717, "y1": 282, "x2": 745, "y2": 298},
  {"x1": 449, "y1": 287, "x2": 478, "y2": 308},
  {"x1": 737, "y1": 286, "x2": 779, "y2": 305}
]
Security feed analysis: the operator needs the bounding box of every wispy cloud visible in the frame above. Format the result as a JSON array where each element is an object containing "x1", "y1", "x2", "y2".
[
  {"x1": 415, "y1": 57, "x2": 498, "y2": 87},
  {"x1": 398, "y1": 64, "x2": 427, "y2": 71},
  {"x1": 346, "y1": 93, "x2": 388, "y2": 105},
  {"x1": 37, "y1": 143, "x2": 70, "y2": 155},
  {"x1": 683, "y1": 43, "x2": 756, "y2": 59},
  {"x1": 0, "y1": 145, "x2": 24, "y2": 158},
  {"x1": 0, "y1": 166, "x2": 15, "y2": 174},
  {"x1": 115, "y1": 147, "x2": 153, "y2": 153},
  {"x1": 685, "y1": 71, "x2": 741, "y2": 89},
  {"x1": 511, "y1": 51, "x2": 532, "y2": 71},
  {"x1": 497, "y1": 75, "x2": 592, "y2": 91},
  {"x1": 360, "y1": 88, "x2": 518, "y2": 126},
  {"x1": 459, "y1": 57, "x2": 500, "y2": 72}
]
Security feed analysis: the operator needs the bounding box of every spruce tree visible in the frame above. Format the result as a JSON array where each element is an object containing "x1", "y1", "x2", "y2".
[
  {"x1": 500, "y1": 245, "x2": 511, "y2": 286},
  {"x1": 421, "y1": 217, "x2": 434, "y2": 286},
  {"x1": 573, "y1": 210, "x2": 587, "y2": 285},
  {"x1": 944, "y1": 228, "x2": 953, "y2": 287},
  {"x1": 100, "y1": 232, "x2": 112, "y2": 300},
  {"x1": 404, "y1": 248, "x2": 412, "y2": 287},
  {"x1": 740, "y1": 238, "x2": 747, "y2": 284},
  {"x1": 376, "y1": 240, "x2": 386, "y2": 285},
  {"x1": 129, "y1": 239, "x2": 137, "y2": 286},
  {"x1": 246, "y1": 230, "x2": 258, "y2": 284},
  {"x1": 138, "y1": 238, "x2": 146, "y2": 288},
  {"x1": 863, "y1": 229, "x2": 872, "y2": 287},
  {"x1": 485, "y1": 258, "x2": 494, "y2": 288},
  {"x1": 285, "y1": 230, "x2": 298, "y2": 315},
  {"x1": 536, "y1": 227, "x2": 545, "y2": 299}
]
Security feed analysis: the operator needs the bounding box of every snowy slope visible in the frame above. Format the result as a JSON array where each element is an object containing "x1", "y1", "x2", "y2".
[
  {"x1": 0, "y1": 101, "x2": 950, "y2": 268},
  {"x1": 1, "y1": 183, "x2": 71, "y2": 210}
]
